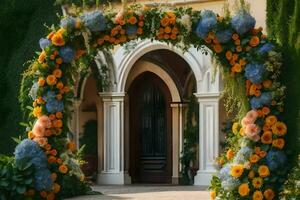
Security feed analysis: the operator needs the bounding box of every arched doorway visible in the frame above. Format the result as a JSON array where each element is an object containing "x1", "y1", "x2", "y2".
[{"x1": 128, "y1": 72, "x2": 172, "y2": 183}]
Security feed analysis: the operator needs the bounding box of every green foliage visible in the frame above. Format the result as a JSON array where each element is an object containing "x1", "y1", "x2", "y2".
[
  {"x1": 267, "y1": 0, "x2": 300, "y2": 160},
  {"x1": 180, "y1": 94, "x2": 199, "y2": 185},
  {"x1": 280, "y1": 155, "x2": 300, "y2": 199},
  {"x1": 0, "y1": 155, "x2": 35, "y2": 200},
  {"x1": 60, "y1": 174, "x2": 93, "y2": 198},
  {"x1": 0, "y1": 0, "x2": 60, "y2": 155},
  {"x1": 79, "y1": 120, "x2": 98, "y2": 155}
]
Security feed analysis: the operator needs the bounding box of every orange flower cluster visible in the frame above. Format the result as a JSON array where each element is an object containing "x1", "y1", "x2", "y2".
[
  {"x1": 96, "y1": 13, "x2": 144, "y2": 47},
  {"x1": 156, "y1": 12, "x2": 179, "y2": 40},
  {"x1": 204, "y1": 32, "x2": 222, "y2": 54}
]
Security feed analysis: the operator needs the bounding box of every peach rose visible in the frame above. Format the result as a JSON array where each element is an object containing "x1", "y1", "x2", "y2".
[
  {"x1": 32, "y1": 123, "x2": 45, "y2": 138},
  {"x1": 33, "y1": 137, "x2": 48, "y2": 147},
  {"x1": 37, "y1": 115, "x2": 51, "y2": 129},
  {"x1": 241, "y1": 117, "x2": 252, "y2": 128},
  {"x1": 246, "y1": 110, "x2": 258, "y2": 122},
  {"x1": 245, "y1": 124, "x2": 261, "y2": 141}
]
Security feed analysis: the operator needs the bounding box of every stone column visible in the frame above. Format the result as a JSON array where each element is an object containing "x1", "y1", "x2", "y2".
[
  {"x1": 193, "y1": 93, "x2": 220, "y2": 186},
  {"x1": 73, "y1": 100, "x2": 81, "y2": 149},
  {"x1": 97, "y1": 92, "x2": 129, "y2": 184}
]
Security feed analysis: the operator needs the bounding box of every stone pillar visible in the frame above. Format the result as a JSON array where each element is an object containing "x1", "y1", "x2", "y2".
[
  {"x1": 193, "y1": 93, "x2": 220, "y2": 186},
  {"x1": 73, "y1": 100, "x2": 81, "y2": 149},
  {"x1": 97, "y1": 92, "x2": 129, "y2": 184}
]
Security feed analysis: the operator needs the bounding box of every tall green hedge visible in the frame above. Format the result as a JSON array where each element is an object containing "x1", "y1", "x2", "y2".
[
  {"x1": 267, "y1": 0, "x2": 300, "y2": 161},
  {"x1": 0, "y1": 0, "x2": 60, "y2": 155}
]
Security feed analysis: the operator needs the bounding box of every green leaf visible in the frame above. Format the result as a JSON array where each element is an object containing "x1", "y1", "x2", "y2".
[
  {"x1": 11, "y1": 137, "x2": 21, "y2": 144},
  {"x1": 26, "y1": 106, "x2": 33, "y2": 111},
  {"x1": 16, "y1": 185, "x2": 26, "y2": 194}
]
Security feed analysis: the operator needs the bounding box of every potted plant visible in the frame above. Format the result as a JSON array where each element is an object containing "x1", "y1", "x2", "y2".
[{"x1": 79, "y1": 120, "x2": 98, "y2": 177}]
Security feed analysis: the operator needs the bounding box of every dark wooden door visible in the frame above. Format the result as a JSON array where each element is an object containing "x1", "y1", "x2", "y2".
[{"x1": 129, "y1": 72, "x2": 172, "y2": 183}]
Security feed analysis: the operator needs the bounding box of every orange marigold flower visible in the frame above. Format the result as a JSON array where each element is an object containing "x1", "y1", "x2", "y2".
[
  {"x1": 263, "y1": 80, "x2": 272, "y2": 88},
  {"x1": 138, "y1": 21, "x2": 144, "y2": 27},
  {"x1": 248, "y1": 170, "x2": 255, "y2": 179},
  {"x1": 53, "y1": 119, "x2": 63, "y2": 128},
  {"x1": 213, "y1": 44, "x2": 222, "y2": 53},
  {"x1": 230, "y1": 164, "x2": 244, "y2": 178},
  {"x1": 253, "y1": 190, "x2": 263, "y2": 200},
  {"x1": 51, "y1": 173, "x2": 57, "y2": 181},
  {"x1": 38, "y1": 51, "x2": 47, "y2": 63},
  {"x1": 259, "y1": 151, "x2": 267, "y2": 158},
  {"x1": 236, "y1": 45, "x2": 242, "y2": 52},
  {"x1": 272, "y1": 138, "x2": 285, "y2": 149},
  {"x1": 128, "y1": 16, "x2": 137, "y2": 25},
  {"x1": 252, "y1": 177, "x2": 263, "y2": 188},
  {"x1": 68, "y1": 141, "x2": 76, "y2": 152},
  {"x1": 232, "y1": 53, "x2": 239, "y2": 61},
  {"x1": 63, "y1": 86, "x2": 70, "y2": 93},
  {"x1": 172, "y1": 27, "x2": 179, "y2": 35},
  {"x1": 249, "y1": 36, "x2": 260, "y2": 47},
  {"x1": 232, "y1": 63, "x2": 242, "y2": 73},
  {"x1": 272, "y1": 121, "x2": 287, "y2": 136},
  {"x1": 226, "y1": 51, "x2": 232, "y2": 60},
  {"x1": 264, "y1": 189, "x2": 275, "y2": 200},
  {"x1": 250, "y1": 154, "x2": 260, "y2": 163},
  {"x1": 164, "y1": 26, "x2": 171, "y2": 34},
  {"x1": 160, "y1": 17, "x2": 170, "y2": 27},
  {"x1": 262, "y1": 107, "x2": 270, "y2": 115},
  {"x1": 33, "y1": 106, "x2": 42, "y2": 118},
  {"x1": 53, "y1": 69, "x2": 62, "y2": 78},
  {"x1": 137, "y1": 27, "x2": 143, "y2": 35},
  {"x1": 46, "y1": 75, "x2": 57, "y2": 86},
  {"x1": 46, "y1": 192, "x2": 55, "y2": 200},
  {"x1": 239, "y1": 58, "x2": 247, "y2": 66},
  {"x1": 54, "y1": 183, "x2": 61, "y2": 193},
  {"x1": 234, "y1": 39, "x2": 241, "y2": 45},
  {"x1": 40, "y1": 191, "x2": 48, "y2": 198},
  {"x1": 232, "y1": 33, "x2": 239, "y2": 40},
  {"x1": 164, "y1": 34, "x2": 170, "y2": 40},
  {"x1": 261, "y1": 131, "x2": 273, "y2": 144},
  {"x1": 57, "y1": 158, "x2": 63, "y2": 165},
  {"x1": 49, "y1": 114, "x2": 56, "y2": 121},
  {"x1": 48, "y1": 156, "x2": 57, "y2": 164},
  {"x1": 258, "y1": 165, "x2": 270, "y2": 178},
  {"x1": 59, "y1": 164, "x2": 68, "y2": 174},
  {"x1": 28, "y1": 131, "x2": 34, "y2": 139},
  {"x1": 51, "y1": 33, "x2": 65, "y2": 46},
  {"x1": 97, "y1": 38, "x2": 105, "y2": 46},
  {"x1": 56, "y1": 112, "x2": 63, "y2": 119},
  {"x1": 265, "y1": 115, "x2": 277, "y2": 126},
  {"x1": 56, "y1": 57, "x2": 63, "y2": 65},
  {"x1": 210, "y1": 190, "x2": 216, "y2": 199},
  {"x1": 226, "y1": 149, "x2": 235, "y2": 160},
  {"x1": 204, "y1": 37, "x2": 212, "y2": 44},
  {"x1": 38, "y1": 77, "x2": 46, "y2": 87},
  {"x1": 238, "y1": 183, "x2": 250, "y2": 196}
]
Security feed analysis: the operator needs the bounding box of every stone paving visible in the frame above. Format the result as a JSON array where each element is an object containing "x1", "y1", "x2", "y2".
[{"x1": 66, "y1": 185, "x2": 210, "y2": 200}]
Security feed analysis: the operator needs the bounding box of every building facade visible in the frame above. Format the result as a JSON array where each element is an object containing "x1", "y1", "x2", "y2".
[{"x1": 69, "y1": 0, "x2": 266, "y2": 186}]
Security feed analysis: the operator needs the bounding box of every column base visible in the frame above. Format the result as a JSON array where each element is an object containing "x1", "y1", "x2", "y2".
[
  {"x1": 97, "y1": 172, "x2": 131, "y2": 185},
  {"x1": 172, "y1": 176, "x2": 179, "y2": 184},
  {"x1": 193, "y1": 170, "x2": 216, "y2": 186}
]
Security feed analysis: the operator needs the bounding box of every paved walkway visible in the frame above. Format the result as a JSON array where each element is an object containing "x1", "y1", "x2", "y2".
[{"x1": 66, "y1": 185, "x2": 210, "y2": 200}]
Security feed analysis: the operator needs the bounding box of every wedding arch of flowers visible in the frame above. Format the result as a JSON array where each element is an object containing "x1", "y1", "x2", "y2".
[{"x1": 15, "y1": 3, "x2": 287, "y2": 200}]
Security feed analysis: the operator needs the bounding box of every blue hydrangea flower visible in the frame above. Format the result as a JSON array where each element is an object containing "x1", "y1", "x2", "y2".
[
  {"x1": 126, "y1": 25, "x2": 137, "y2": 36},
  {"x1": 231, "y1": 10, "x2": 256, "y2": 35},
  {"x1": 195, "y1": 10, "x2": 217, "y2": 39},
  {"x1": 221, "y1": 177, "x2": 240, "y2": 191},
  {"x1": 266, "y1": 150, "x2": 287, "y2": 171},
  {"x1": 34, "y1": 169, "x2": 53, "y2": 191},
  {"x1": 219, "y1": 164, "x2": 231, "y2": 180},
  {"x1": 258, "y1": 43, "x2": 274, "y2": 54},
  {"x1": 46, "y1": 99, "x2": 64, "y2": 113},
  {"x1": 245, "y1": 63, "x2": 265, "y2": 84},
  {"x1": 59, "y1": 46, "x2": 75, "y2": 63},
  {"x1": 43, "y1": 91, "x2": 56, "y2": 102},
  {"x1": 215, "y1": 29, "x2": 233, "y2": 43},
  {"x1": 233, "y1": 146, "x2": 253, "y2": 163},
  {"x1": 250, "y1": 96, "x2": 263, "y2": 109},
  {"x1": 29, "y1": 82, "x2": 39, "y2": 100},
  {"x1": 60, "y1": 16, "x2": 76, "y2": 32},
  {"x1": 39, "y1": 38, "x2": 51, "y2": 50},
  {"x1": 260, "y1": 92, "x2": 272, "y2": 105},
  {"x1": 81, "y1": 11, "x2": 106, "y2": 32},
  {"x1": 14, "y1": 139, "x2": 53, "y2": 191}
]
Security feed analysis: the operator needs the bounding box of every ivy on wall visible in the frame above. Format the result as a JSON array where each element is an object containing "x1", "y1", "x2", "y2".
[
  {"x1": 267, "y1": 0, "x2": 300, "y2": 161},
  {"x1": 0, "y1": 0, "x2": 60, "y2": 155}
]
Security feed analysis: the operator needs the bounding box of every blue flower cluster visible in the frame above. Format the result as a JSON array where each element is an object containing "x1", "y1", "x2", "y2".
[
  {"x1": 215, "y1": 29, "x2": 233, "y2": 43},
  {"x1": 219, "y1": 164, "x2": 240, "y2": 191},
  {"x1": 258, "y1": 43, "x2": 275, "y2": 54},
  {"x1": 231, "y1": 10, "x2": 255, "y2": 35},
  {"x1": 266, "y1": 150, "x2": 287, "y2": 171},
  {"x1": 59, "y1": 46, "x2": 75, "y2": 63},
  {"x1": 29, "y1": 82, "x2": 39, "y2": 100},
  {"x1": 39, "y1": 38, "x2": 51, "y2": 50},
  {"x1": 60, "y1": 16, "x2": 76, "y2": 32},
  {"x1": 126, "y1": 25, "x2": 138, "y2": 36},
  {"x1": 250, "y1": 92, "x2": 272, "y2": 109},
  {"x1": 14, "y1": 139, "x2": 53, "y2": 191},
  {"x1": 43, "y1": 91, "x2": 64, "y2": 113},
  {"x1": 81, "y1": 11, "x2": 106, "y2": 32},
  {"x1": 195, "y1": 10, "x2": 217, "y2": 39},
  {"x1": 233, "y1": 146, "x2": 253, "y2": 163},
  {"x1": 245, "y1": 63, "x2": 265, "y2": 84}
]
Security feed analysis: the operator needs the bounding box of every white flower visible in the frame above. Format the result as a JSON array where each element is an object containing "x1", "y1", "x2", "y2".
[{"x1": 179, "y1": 14, "x2": 192, "y2": 33}]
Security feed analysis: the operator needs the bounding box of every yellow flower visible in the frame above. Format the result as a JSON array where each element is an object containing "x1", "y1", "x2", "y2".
[
  {"x1": 232, "y1": 122, "x2": 239, "y2": 134},
  {"x1": 53, "y1": 69, "x2": 62, "y2": 78},
  {"x1": 56, "y1": 28, "x2": 66, "y2": 35},
  {"x1": 210, "y1": 190, "x2": 216, "y2": 199},
  {"x1": 240, "y1": 127, "x2": 245, "y2": 136},
  {"x1": 238, "y1": 183, "x2": 250, "y2": 196},
  {"x1": 33, "y1": 106, "x2": 42, "y2": 117},
  {"x1": 51, "y1": 33, "x2": 65, "y2": 46},
  {"x1": 53, "y1": 183, "x2": 61, "y2": 193},
  {"x1": 38, "y1": 51, "x2": 46, "y2": 63},
  {"x1": 59, "y1": 164, "x2": 68, "y2": 174},
  {"x1": 253, "y1": 190, "x2": 263, "y2": 200},
  {"x1": 258, "y1": 165, "x2": 270, "y2": 178},
  {"x1": 252, "y1": 177, "x2": 263, "y2": 188},
  {"x1": 226, "y1": 149, "x2": 235, "y2": 160},
  {"x1": 272, "y1": 121, "x2": 287, "y2": 136},
  {"x1": 231, "y1": 164, "x2": 244, "y2": 178},
  {"x1": 263, "y1": 189, "x2": 275, "y2": 200}
]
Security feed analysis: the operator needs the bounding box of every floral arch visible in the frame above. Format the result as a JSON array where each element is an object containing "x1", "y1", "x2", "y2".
[{"x1": 15, "y1": 3, "x2": 287, "y2": 200}]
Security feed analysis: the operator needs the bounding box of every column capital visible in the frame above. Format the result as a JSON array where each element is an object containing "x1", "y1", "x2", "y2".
[
  {"x1": 73, "y1": 99, "x2": 82, "y2": 108},
  {"x1": 194, "y1": 92, "x2": 220, "y2": 102},
  {"x1": 98, "y1": 92, "x2": 126, "y2": 102}
]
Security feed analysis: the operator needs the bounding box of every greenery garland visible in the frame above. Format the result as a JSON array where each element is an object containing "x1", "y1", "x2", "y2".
[{"x1": 2, "y1": 1, "x2": 290, "y2": 200}]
